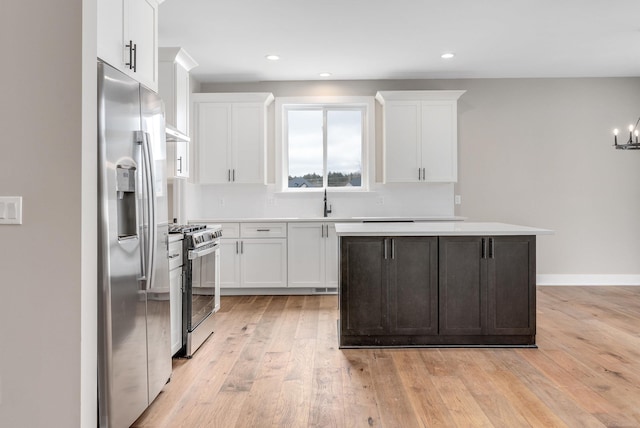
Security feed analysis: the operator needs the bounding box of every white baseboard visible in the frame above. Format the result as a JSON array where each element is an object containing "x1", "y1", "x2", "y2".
[
  {"x1": 220, "y1": 287, "x2": 337, "y2": 296},
  {"x1": 537, "y1": 274, "x2": 640, "y2": 286}
]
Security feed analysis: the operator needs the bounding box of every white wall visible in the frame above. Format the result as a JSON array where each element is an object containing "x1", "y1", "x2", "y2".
[
  {"x1": 190, "y1": 77, "x2": 640, "y2": 281},
  {"x1": 0, "y1": 1, "x2": 96, "y2": 427}
]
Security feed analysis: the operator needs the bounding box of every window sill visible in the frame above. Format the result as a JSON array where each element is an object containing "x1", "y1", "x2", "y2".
[{"x1": 275, "y1": 188, "x2": 373, "y2": 195}]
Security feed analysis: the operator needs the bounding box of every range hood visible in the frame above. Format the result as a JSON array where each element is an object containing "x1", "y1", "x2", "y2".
[{"x1": 165, "y1": 124, "x2": 190, "y2": 142}]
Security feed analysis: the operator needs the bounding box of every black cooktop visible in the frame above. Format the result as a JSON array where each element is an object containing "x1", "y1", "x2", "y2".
[{"x1": 168, "y1": 224, "x2": 208, "y2": 234}]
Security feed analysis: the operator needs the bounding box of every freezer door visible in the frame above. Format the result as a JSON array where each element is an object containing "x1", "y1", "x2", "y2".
[
  {"x1": 140, "y1": 85, "x2": 172, "y2": 402},
  {"x1": 97, "y1": 62, "x2": 149, "y2": 428}
]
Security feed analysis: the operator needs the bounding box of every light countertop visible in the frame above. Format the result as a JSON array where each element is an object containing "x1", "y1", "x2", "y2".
[
  {"x1": 189, "y1": 216, "x2": 465, "y2": 224},
  {"x1": 334, "y1": 222, "x2": 553, "y2": 236}
]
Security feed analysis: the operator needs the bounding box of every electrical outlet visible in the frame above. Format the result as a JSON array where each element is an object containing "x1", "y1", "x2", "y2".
[
  {"x1": 376, "y1": 196, "x2": 385, "y2": 205},
  {"x1": 266, "y1": 197, "x2": 276, "y2": 206},
  {"x1": 219, "y1": 198, "x2": 225, "y2": 207},
  {"x1": 455, "y1": 195, "x2": 461, "y2": 205},
  {"x1": 0, "y1": 196, "x2": 22, "y2": 224}
]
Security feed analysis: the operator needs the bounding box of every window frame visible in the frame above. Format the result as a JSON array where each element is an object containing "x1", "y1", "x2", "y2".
[{"x1": 276, "y1": 96, "x2": 375, "y2": 193}]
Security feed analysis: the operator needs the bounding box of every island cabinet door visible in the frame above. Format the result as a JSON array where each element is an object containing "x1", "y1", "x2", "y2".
[
  {"x1": 340, "y1": 237, "x2": 388, "y2": 335},
  {"x1": 388, "y1": 237, "x2": 438, "y2": 335},
  {"x1": 438, "y1": 236, "x2": 487, "y2": 335},
  {"x1": 486, "y1": 236, "x2": 536, "y2": 335}
]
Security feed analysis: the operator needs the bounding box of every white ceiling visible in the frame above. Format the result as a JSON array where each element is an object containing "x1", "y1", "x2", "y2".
[{"x1": 158, "y1": 0, "x2": 640, "y2": 83}]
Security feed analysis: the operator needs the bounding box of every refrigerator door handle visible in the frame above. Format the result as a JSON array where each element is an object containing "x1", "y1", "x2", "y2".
[
  {"x1": 143, "y1": 132, "x2": 157, "y2": 291},
  {"x1": 137, "y1": 131, "x2": 155, "y2": 290},
  {"x1": 136, "y1": 134, "x2": 147, "y2": 285}
]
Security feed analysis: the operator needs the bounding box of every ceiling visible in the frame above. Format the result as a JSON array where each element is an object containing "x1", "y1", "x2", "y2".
[{"x1": 158, "y1": 0, "x2": 640, "y2": 83}]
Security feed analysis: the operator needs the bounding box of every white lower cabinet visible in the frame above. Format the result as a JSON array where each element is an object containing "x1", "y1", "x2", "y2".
[
  {"x1": 169, "y1": 267, "x2": 183, "y2": 355},
  {"x1": 241, "y1": 239, "x2": 287, "y2": 288},
  {"x1": 220, "y1": 238, "x2": 241, "y2": 288},
  {"x1": 219, "y1": 223, "x2": 287, "y2": 289},
  {"x1": 168, "y1": 238, "x2": 183, "y2": 356},
  {"x1": 287, "y1": 222, "x2": 338, "y2": 288}
]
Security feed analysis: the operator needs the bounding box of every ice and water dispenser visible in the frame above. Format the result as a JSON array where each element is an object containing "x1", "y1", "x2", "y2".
[{"x1": 116, "y1": 164, "x2": 137, "y2": 239}]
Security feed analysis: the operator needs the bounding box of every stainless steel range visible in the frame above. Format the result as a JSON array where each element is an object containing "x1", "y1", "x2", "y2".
[{"x1": 169, "y1": 224, "x2": 222, "y2": 357}]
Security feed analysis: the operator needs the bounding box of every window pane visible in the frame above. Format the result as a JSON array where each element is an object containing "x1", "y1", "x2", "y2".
[
  {"x1": 327, "y1": 110, "x2": 362, "y2": 187},
  {"x1": 288, "y1": 110, "x2": 323, "y2": 188}
]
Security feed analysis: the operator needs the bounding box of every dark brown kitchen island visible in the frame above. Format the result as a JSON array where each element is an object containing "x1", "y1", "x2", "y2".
[{"x1": 336, "y1": 222, "x2": 553, "y2": 348}]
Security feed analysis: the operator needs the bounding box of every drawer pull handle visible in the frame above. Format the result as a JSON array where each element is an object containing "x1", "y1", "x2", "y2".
[
  {"x1": 169, "y1": 253, "x2": 181, "y2": 259},
  {"x1": 257, "y1": 229, "x2": 270, "y2": 232}
]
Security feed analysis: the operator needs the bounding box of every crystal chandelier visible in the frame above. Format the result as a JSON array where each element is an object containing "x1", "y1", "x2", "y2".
[{"x1": 613, "y1": 117, "x2": 640, "y2": 150}]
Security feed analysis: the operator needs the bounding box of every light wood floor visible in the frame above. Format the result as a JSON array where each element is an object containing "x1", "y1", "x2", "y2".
[{"x1": 133, "y1": 287, "x2": 640, "y2": 427}]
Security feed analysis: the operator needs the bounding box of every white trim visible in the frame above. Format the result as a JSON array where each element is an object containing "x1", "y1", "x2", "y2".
[
  {"x1": 221, "y1": 287, "x2": 334, "y2": 295},
  {"x1": 537, "y1": 274, "x2": 640, "y2": 286},
  {"x1": 275, "y1": 96, "x2": 375, "y2": 192}
]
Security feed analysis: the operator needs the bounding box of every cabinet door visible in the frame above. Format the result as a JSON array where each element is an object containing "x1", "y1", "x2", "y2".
[
  {"x1": 232, "y1": 103, "x2": 265, "y2": 184},
  {"x1": 241, "y1": 239, "x2": 287, "y2": 288},
  {"x1": 175, "y1": 64, "x2": 190, "y2": 135},
  {"x1": 125, "y1": 0, "x2": 158, "y2": 91},
  {"x1": 486, "y1": 236, "x2": 535, "y2": 335},
  {"x1": 384, "y1": 101, "x2": 421, "y2": 183},
  {"x1": 169, "y1": 267, "x2": 183, "y2": 355},
  {"x1": 340, "y1": 237, "x2": 387, "y2": 335},
  {"x1": 166, "y1": 140, "x2": 189, "y2": 179},
  {"x1": 421, "y1": 101, "x2": 457, "y2": 182},
  {"x1": 219, "y1": 239, "x2": 240, "y2": 288},
  {"x1": 195, "y1": 103, "x2": 231, "y2": 183},
  {"x1": 288, "y1": 223, "x2": 325, "y2": 288},
  {"x1": 97, "y1": 0, "x2": 124, "y2": 70},
  {"x1": 175, "y1": 140, "x2": 189, "y2": 178},
  {"x1": 389, "y1": 237, "x2": 438, "y2": 335},
  {"x1": 324, "y1": 223, "x2": 339, "y2": 288},
  {"x1": 438, "y1": 237, "x2": 486, "y2": 335}
]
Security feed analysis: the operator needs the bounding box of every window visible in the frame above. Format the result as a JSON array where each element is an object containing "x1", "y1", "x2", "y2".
[{"x1": 278, "y1": 97, "x2": 372, "y2": 192}]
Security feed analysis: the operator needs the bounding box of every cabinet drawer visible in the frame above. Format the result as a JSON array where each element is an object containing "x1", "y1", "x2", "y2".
[
  {"x1": 241, "y1": 223, "x2": 287, "y2": 238},
  {"x1": 219, "y1": 222, "x2": 240, "y2": 239},
  {"x1": 168, "y1": 240, "x2": 183, "y2": 270}
]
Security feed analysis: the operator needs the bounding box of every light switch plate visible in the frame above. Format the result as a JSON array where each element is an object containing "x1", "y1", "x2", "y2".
[{"x1": 0, "y1": 197, "x2": 22, "y2": 224}]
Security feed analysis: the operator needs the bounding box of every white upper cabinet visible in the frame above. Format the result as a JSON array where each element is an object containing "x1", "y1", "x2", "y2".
[
  {"x1": 192, "y1": 93, "x2": 274, "y2": 184},
  {"x1": 159, "y1": 47, "x2": 198, "y2": 135},
  {"x1": 159, "y1": 48, "x2": 198, "y2": 179},
  {"x1": 98, "y1": 0, "x2": 159, "y2": 92},
  {"x1": 376, "y1": 90, "x2": 465, "y2": 183}
]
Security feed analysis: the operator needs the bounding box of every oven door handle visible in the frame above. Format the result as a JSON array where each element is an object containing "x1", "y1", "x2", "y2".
[{"x1": 188, "y1": 243, "x2": 220, "y2": 260}]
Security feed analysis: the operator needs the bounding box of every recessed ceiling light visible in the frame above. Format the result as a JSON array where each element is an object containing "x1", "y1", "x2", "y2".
[
  {"x1": 441, "y1": 52, "x2": 455, "y2": 59},
  {"x1": 265, "y1": 54, "x2": 280, "y2": 61},
  {"x1": 319, "y1": 72, "x2": 332, "y2": 77}
]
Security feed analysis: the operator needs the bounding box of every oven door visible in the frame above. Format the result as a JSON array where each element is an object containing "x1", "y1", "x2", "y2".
[{"x1": 186, "y1": 242, "x2": 220, "y2": 332}]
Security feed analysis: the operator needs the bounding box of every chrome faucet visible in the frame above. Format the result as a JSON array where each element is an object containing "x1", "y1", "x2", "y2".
[{"x1": 323, "y1": 189, "x2": 332, "y2": 217}]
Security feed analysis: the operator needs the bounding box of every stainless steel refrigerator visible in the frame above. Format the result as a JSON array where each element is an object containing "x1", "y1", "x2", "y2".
[{"x1": 97, "y1": 61, "x2": 172, "y2": 428}]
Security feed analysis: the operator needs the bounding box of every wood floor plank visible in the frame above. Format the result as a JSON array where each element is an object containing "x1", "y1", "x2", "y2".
[
  {"x1": 234, "y1": 351, "x2": 290, "y2": 428},
  {"x1": 341, "y1": 349, "x2": 382, "y2": 427},
  {"x1": 490, "y1": 350, "x2": 607, "y2": 428},
  {"x1": 393, "y1": 350, "x2": 456, "y2": 427},
  {"x1": 309, "y1": 367, "x2": 345, "y2": 427},
  {"x1": 430, "y1": 375, "x2": 495, "y2": 427},
  {"x1": 535, "y1": 297, "x2": 640, "y2": 421},
  {"x1": 368, "y1": 350, "x2": 423, "y2": 428},
  {"x1": 448, "y1": 350, "x2": 533, "y2": 427},
  {"x1": 134, "y1": 288, "x2": 640, "y2": 428}
]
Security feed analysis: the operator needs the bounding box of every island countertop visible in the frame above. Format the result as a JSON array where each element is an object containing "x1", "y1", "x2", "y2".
[{"x1": 335, "y1": 221, "x2": 553, "y2": 236}]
